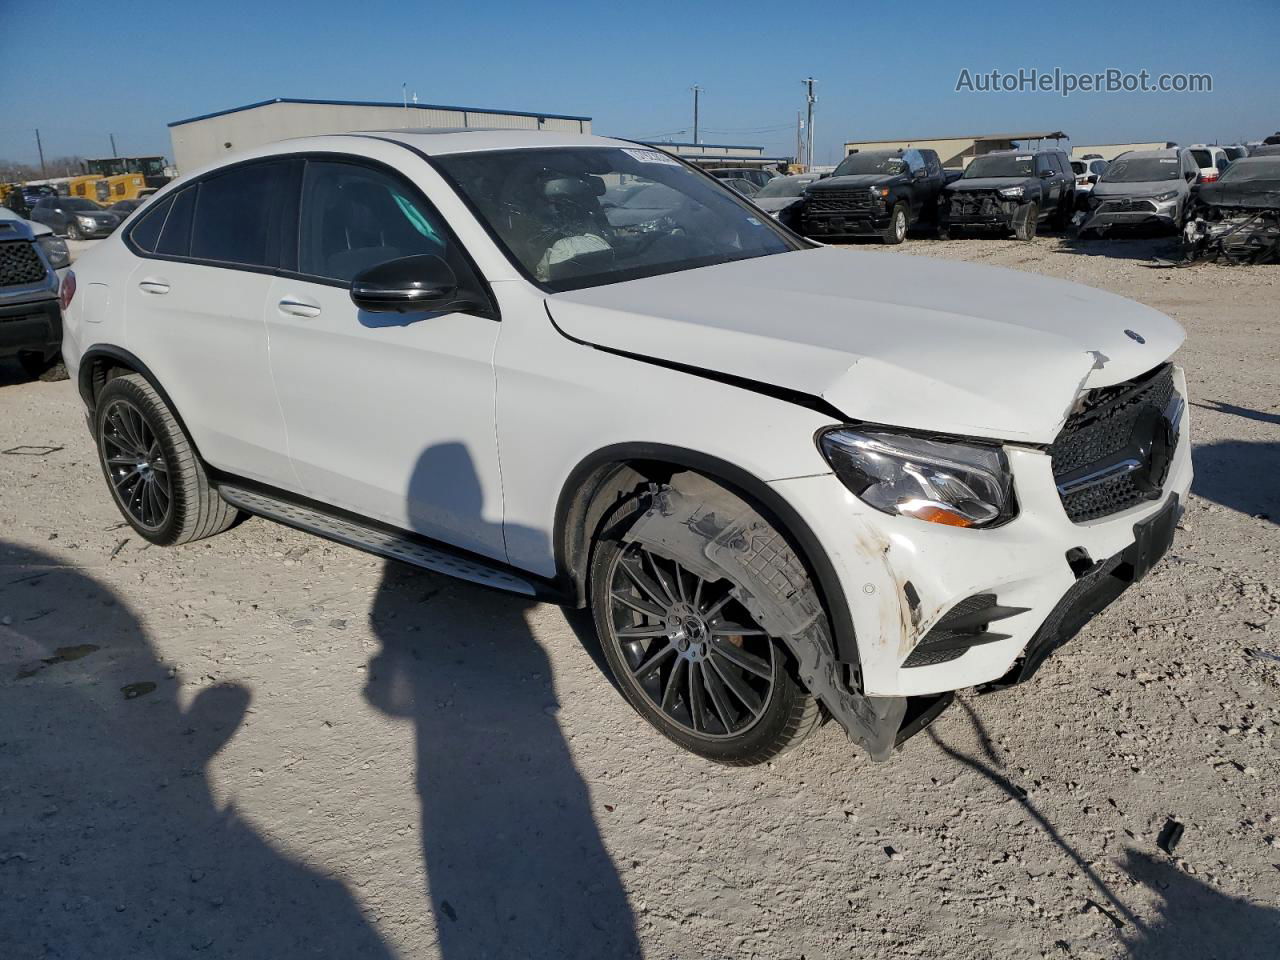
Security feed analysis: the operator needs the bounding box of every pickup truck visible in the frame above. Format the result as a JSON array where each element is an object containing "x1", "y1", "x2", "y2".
[
  {"x1": 939, "y1": 148, "x2": 1076, "y2": 240},
  {"x1": 0, "y1": 206, "x2": 71, "y2": 380},
  {"x1": 798, "y1": 148, "x2": 948, "y2": 244}
]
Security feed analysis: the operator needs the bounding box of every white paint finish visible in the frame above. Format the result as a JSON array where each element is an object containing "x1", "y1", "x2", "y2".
[
  {"x1": 489, "y1": 281, "x2": 835, "y2": 577},
  {"x1": 548, "y1": 246, "x2": 1185, "y2": 443},
  {"x1": 264, "y1": 275, "x2": 506, "y2": 562},
  {"x1": 123, "y1": 259, "x2": 293, "y2": 486}
]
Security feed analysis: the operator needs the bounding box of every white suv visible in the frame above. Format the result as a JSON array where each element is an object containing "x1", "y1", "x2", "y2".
[{"x1": 61, "y1": 130, "x2": 1192, "y2": 765}]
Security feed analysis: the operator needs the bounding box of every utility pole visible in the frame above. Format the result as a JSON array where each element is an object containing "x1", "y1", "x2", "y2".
[
  {"x1": 109, "y1": 133, "x2": 118, "y2": 158},
  {"x1": 691, "y1": 84, "x2": 702, "y2": 145},
  {"x1": 796, "y1": 111, "x2": 804, "y2": 167},
  {"x1": 801, "y1": 77, "x2": 817, "y2": 169},
  {"x1": 35, "y1": 128, "x2": 46, "y2": 177}
]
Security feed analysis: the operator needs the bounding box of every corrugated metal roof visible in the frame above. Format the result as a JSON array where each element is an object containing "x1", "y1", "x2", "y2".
[{"x1": 168, "y1": 97, "x2": 591, "y2": 128}]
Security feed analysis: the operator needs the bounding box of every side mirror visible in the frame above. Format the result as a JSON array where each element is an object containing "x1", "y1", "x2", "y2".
[
  {"x1": 1184, "y1": 171, "x2": 1197, "y2": 183},
  {"x1": 1039, "y1": 169, "x2": 1054, "y2": 179},
  {"x1": 913, "y1": 167, "x2": 927, "y2": 180},
  {"x1": 350, "y1": 255, "x2": 463, "y2": 314}
]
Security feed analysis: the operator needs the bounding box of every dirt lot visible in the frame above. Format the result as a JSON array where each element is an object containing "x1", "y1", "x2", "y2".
[{"x1": 2, "y1": 233, "x2": 1277, "y2": 959}]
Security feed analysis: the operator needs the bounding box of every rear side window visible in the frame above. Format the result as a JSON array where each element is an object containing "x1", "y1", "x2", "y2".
[
  {"x1": 190, "y1": 161, "x2": 293, "y2": 268},
  {"x1": 127, "y1": 195, "x2": 172, "y2": 252},
  {"x1": 156, "y1": 188, "x2": 195, "y2": 257},
  {"x1": 297, "y1": 160, "x2": 449, "y2": 283}
]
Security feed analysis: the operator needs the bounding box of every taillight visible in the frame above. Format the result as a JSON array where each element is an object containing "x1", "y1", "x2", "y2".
[
  {"x1": 1201, "y1": 172, "x2": 1218, "y2": 183},
  {"x1": 59, "y1": 270, "x2": 76, "y2": 311}
]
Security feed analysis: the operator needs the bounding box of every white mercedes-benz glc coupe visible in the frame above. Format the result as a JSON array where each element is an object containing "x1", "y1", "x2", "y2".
[{"x1": 61, "y1": 130, "x2": 1191, "y2": 764}]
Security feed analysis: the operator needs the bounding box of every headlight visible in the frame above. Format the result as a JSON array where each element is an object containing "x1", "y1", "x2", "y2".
[
  {"x1": 998, "y1": 186, "x2": 1024, "y2": 199},
  {"x1": 36, "y1": 235, "x2": 70, "y2": 269},
  {"x1": 77, "y1": 215, "x2": 96, "y2": 226},
  {"x1": 1153, "y1": 191, "x2": 1179, "y2": 203},
  {"x1": 819, "y1": 428, "x2": 1016, "y2": 528},
  {"x1": 868, "y1": 186, "x2": 889, "y2": 199}
]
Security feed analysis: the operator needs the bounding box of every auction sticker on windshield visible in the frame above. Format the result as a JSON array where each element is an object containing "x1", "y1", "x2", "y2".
[{"x1": 622, "y1": 149, "x2": 680, "y2": 165}]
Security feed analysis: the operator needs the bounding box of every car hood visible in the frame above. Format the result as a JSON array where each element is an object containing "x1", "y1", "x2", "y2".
[
  {"x1": 545, "y1": 248, "x2": 1185, "y2": 444},
  {"x1": 946, "y1": 177, "x2": 1034, "y2": 193},
  {"x1": 1093, "y1": 180, "x2": 1184, "y2": 199},
  {"x1": 753, "y1": 196, "x2": 801, "y2": 213},
  {"x1": 1197, "y1": 179, "x2": 1280, "y2": 210},
  {"x1": 806, "y1": 173, "x2": 903, "y2": 191}
]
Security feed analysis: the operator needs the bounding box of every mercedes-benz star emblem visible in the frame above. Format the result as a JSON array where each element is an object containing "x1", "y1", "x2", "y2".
[{"x1": 1125, "y1": 329, "x2": 1146, "y2": 344}]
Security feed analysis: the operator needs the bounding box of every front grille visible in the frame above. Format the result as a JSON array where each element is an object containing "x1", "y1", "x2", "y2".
[
  {"x1": 0, "y1": 240, "x2": 47, "y2": 287},
  {"x1": 1050, "y1": 364, "x2": 1178, "y2": 522},
  {"x1": 805, "y1": 190, "x2": 875, "y2": 213},
  {"x1": 1098, "y1": 199, "x2": 1157, "y2": 214}
]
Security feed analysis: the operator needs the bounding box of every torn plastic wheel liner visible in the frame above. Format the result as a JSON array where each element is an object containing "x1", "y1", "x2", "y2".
[{"x1": 622, "y1": 473, "x2": 909, "y2": 760}]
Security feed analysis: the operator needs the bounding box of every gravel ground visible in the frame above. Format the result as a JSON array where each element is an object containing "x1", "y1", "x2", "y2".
[{"x1": 2, "y1": 234, "x2": 1277, "y2": 959}]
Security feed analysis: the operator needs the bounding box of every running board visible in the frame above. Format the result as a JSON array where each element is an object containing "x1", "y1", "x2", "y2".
[{"x1": 217, "y1": 484, "x2": 540, "y2": 598}]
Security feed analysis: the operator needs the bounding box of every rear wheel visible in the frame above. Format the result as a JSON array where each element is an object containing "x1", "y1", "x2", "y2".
[
  {"x1": 1013, "y1": 201, "x2": 1039, "y2": 241},
  {"x1": 882, "y1": 203, "x2": 908, "y2": 244},
  {"x1": 590, "y1": 492, "x2": 820, "y2": 765},
  {"x1": 94, "y1": 373, "x2": 240, "y2": 546}
]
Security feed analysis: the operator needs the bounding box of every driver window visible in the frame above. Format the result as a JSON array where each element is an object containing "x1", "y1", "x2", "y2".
[{"x1": 298, "y1": 161, "x2": 448, "y2": 283}]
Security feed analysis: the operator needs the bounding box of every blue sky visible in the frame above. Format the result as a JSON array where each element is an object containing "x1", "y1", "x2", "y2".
[{"x1": 2, "y1": 0, "x2": 1277, "y2": 169}]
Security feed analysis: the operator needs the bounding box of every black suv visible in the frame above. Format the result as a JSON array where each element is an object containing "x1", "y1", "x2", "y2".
[
  {"x1": 940, "y1": 148, "x2": 1075, "y2": 240},
  {"x1": 799, "y1": 148, "x2": 947, "y2": 244}
]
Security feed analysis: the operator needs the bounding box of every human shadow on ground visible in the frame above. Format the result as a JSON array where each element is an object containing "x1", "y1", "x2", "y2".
[
  {"x1": 362, "y1": 442, "x2": 640, "y2": 958},
  {"x1": 0, "y1": 541, "x2": 394, "y2": 958},
  {"x1": 1192, "y1": 399, "x2": 1280, "y2": 428},
  {"x1": 1191, "y1": 440, "x2": 1280, "y2": 523},
  {"x1": 930, "y1": 699, "x2": 1280, "y2": 958}
]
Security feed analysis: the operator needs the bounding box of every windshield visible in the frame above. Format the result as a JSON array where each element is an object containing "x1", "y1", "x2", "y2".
[
  {"x1": 433, "y1": 147, "x2": 802, "y2": 292},
  {"x1": 1101, "y1": 157, "x2": 1181, "y2": 183},
  {"x1": 832, "y1": 152, "x2": 906, "y2": 177},
  {"x1": 63, "y1": 198, "x2": 103, "y2": 210},
  {"x1": 756, "y1": 177, "x2": 812, "y2": 198},
  {"x1": 1219, "y1": 159, "x2": 1280, "y2": 182},
  {"x1": 963, "y1": 155, "x2": 1034, "y2": 179}
]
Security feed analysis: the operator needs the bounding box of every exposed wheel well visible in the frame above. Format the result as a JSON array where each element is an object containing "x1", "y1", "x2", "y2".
[{"x1": 554, "y1": 444, "x2": 860, "y2": 670}]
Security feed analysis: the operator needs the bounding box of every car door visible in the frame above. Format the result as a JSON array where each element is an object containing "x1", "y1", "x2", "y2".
[
  {"x1": 123, "y1": 160, "x2": 297, "y2": 487},
  {"x1": 264, "y1": 156, "x2": 505, "y2": 561},
  {"x1": 1035, "y1": 155, "x2": 1058, "y2": 213}
]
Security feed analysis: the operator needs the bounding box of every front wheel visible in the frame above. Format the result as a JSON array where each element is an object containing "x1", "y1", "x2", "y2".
[
  {"x1": 66, "y1": 220, "x2": 82, "y2": 241},
  {"x1": 590, "y1": 493, "x2": 820, "y2": 765},
  {"x1": 881, "y1": 203, "x2": 908, "y2": 244},
  {"x1": 1013, "y1": 201, "x2": 1039, "y2": 241},
  {"x1": 94, "y1": 373, "x2": 241, "y2": 546}
]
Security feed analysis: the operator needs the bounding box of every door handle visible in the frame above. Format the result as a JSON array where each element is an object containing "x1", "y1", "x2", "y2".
[
  {"x1": 138, "y1": 278, "x2": 170, "y2": 295},
  {"x1": 277, "y1": 296, "x2": 322, "y2": 319}
]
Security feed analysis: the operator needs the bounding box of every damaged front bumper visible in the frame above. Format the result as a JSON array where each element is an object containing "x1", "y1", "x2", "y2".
[
  {"x1": 1077, "y1": 196, "x2": 1180, "y2": 233},
  {"x1": 767, "y1": 367, "x2": 1192, "y2": 705},
  {"x1": 1182, "y1": 207, "x2": 1280, "y2": 264},
  {"x1": 941, "y1": 193, "x2": 1018, "y2": 228}
]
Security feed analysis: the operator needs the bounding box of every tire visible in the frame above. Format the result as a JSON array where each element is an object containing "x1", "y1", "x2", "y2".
[
  {"x1": 589, "y1": 489, "x2": 821, "y2": 765},
  {"x1": 1013, "y1": 201, "x2": 1038, "y2": 241},
  {"x1": 93, "y1": 373, "x2": 240, "y2": 546},
  {"x1": 66, "y1": 220, "x2": 82, "y2": 241},
  {"x1": 881, "y1": 203, "x2": 908, "y2": 245},
  {"x1": 17, "y1": 352, "x2": 68, "y2": 382}
]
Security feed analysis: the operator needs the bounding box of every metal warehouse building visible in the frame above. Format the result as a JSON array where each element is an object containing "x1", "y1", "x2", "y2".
[{"x1": 168, "y1": 97, "x2": 593, "y2": 173}]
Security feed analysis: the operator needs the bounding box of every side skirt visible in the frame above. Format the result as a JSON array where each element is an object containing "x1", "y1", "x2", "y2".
[{"x1": 215, "y1": 482, "x2": 566, "y2": 603}]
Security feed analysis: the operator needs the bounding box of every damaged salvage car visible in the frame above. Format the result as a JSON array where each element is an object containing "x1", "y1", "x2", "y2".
[
  {"x1": 1181, "y1": 156, "x2": 1280, "y2": 264},
  {"x1": 61, "y1": 131, "x2": 1192, "y2": 765},
  {"x1": 1076, "y1": 148, "x2": 1199, "y2": 237},
  {"x1": 939, "y1": 148, "x2": 1076, "y2": 240}
]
